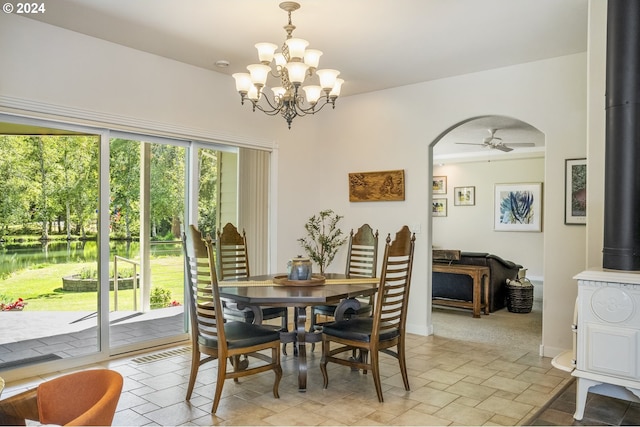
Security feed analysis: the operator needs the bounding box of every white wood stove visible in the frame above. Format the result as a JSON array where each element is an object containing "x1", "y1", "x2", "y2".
[{"x1": 554, "y1": 269, "x2": 640, "y2": 420}]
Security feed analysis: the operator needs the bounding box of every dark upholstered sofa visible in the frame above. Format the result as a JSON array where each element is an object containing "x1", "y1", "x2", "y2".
[{"x1": 432, "y1": 252, "x2": 522, "y2": 312}]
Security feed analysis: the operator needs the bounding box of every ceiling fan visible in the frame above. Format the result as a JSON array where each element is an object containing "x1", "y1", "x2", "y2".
[{"x1": 455, "y1": 129, "x2": 535, "y2": 152}]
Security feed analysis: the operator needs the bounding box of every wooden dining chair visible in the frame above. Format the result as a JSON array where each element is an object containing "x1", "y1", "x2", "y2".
[
  {"x1": 309, "y1": 224, "x2": 378, "y2": 343},
  {"x1": 319, "y1": 225, "x2": 416, "y2": 402},
  {"x1": 216, "y1": 223, "x2": 289, "y2": 334},
  {"x1": 0, "y1": 369, "x2": 123, "y2": 426},
  {"x1": 183, "y1": 225, "x2": 282, "y2": 413}
]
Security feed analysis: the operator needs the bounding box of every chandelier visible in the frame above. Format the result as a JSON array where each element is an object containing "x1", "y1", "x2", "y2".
[{"x1": 231, "y1": 1, "x2": 343, "y2": 129}]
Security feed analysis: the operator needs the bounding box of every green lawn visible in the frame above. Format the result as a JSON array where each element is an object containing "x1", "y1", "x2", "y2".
[{"x1": 0, "y1": 256, "x2": 184, "y2": 311}]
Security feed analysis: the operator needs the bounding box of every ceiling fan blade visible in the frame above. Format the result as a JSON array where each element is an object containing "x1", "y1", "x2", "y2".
[
  {"x1": 504, "y1": 142, "x2": 536, "y2": 147},
  {"x1": 494, "y1": 145, "x2": 513, "y2": 152},
  {"x1": 455, "y1": 142, "x2": 486, "y2": 146}
]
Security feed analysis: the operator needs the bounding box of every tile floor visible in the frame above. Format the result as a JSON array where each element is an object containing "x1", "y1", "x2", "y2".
[
  {"x1": 3, "y1": 333, "x2": 573, "y2": 426},
  {"x1": 527, "y1": 379, "x2": 640, "y2": 426}
]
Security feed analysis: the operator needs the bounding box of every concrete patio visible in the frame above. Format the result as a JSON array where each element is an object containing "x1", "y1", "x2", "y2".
[{"x1": 0, "y1": 306, "x2": 185, "y2": 369}]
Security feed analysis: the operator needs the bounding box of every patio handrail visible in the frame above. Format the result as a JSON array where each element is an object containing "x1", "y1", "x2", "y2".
[{"x1": 113, "y1": 256, "x2": 140, "y2": 311}]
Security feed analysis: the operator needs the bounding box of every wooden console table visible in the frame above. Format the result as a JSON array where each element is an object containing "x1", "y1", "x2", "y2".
[{"x1": 432, "y1": 263, "x2": 490, "y2": 318}]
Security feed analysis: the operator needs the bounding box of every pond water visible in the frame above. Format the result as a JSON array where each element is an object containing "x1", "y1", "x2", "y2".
[{"x1": 0, "y1": 240, "x2": 182, "y2": 278}]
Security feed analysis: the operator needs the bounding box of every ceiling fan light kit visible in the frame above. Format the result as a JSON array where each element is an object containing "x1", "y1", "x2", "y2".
[{"x1": 232, "y1": 1, "x2": 343, "y2": 129}]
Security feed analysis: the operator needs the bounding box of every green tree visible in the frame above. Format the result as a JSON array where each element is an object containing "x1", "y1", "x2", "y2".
[
  {"x1": 110, "y1": 139, "x2": 140, "y2": 239},
  {"x1": 197, "y1": 149, "x2": 218, "y2": 237},
  {"x1": 0, "y1": 136, "x2": 31, "y2": 235},
  {"x1": 150, "y1": 144, "x2": 185, "y2": 239},
  {"x1": 59, "y1": 136, "x2": 99, "y2": 239},
  {"x1": 23, "y1": 136, "x2": 65, "y2": 239}
]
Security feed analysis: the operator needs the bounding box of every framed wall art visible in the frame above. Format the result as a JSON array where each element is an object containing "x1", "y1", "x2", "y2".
[
  {"x1": 433, "y1": 176, "x2": 447, "y2": 194},
  {"x1": 494, "y1": 183, "x2": 542, "y2": 232},
  {"x1": 565, "y1": 158, "x2": 586, "y2": 225},
  {"x1": 348, "y1": 169, "x2": 405, "y2": 202},
  {"x1": 454, "y1": 186, "x2": 475, "y2": 206},
  {"x1": 432, "y1": 198, "x2": 447, "y2": 217}
]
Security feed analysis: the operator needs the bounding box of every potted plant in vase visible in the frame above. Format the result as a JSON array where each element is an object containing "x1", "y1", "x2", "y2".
[{"x1": 297, "y1": 209, "x2": 348, "y2": 274}]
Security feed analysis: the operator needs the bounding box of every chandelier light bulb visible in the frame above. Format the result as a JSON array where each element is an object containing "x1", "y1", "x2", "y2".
[
  {"x1": 316, "y1": 69, "x2": 340, "y2": 91},
  {"x1": 247, "y1": 85, "x2": 260, "y2": 101},
  {"x1": 329, "y1": 78, "x2": 344, "y2": 98},
  {"x1": 247, "y1": 64, "x2": 271, "y2": 87},
  {"x1": 232, "y1": 73, "x2": 253, "y2": 94},
  {"x1": 274, "y1": 53, "x2": 286, "y2": 67},
  {"x1": 284, "y1": 62, "x2": 309, "y2": 85},
  {"x1": 285, "y1": 38, "x2": 309, "y2": 61},
  {"x1": 303, "y1": 85, "x2": 323, "y2": 104},
  {"x1": 271, "y1": 86, "x2": 286, "y2": 99},
  {"x1": 255, "y1": 42, "x2": 278, "y2": 64},
  {"x1": 303, "y1": 49, "x2": 323, "y2": 69}
]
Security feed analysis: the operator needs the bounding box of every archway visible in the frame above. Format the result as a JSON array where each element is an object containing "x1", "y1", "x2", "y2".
[{"x1": 428, "y1": 115, "x2": 545, "y2": 353}]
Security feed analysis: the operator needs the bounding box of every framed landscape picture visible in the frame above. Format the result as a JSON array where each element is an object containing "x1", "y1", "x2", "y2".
[
  {"x1": 494, "y1": 183, "x2": 542, "y2": 232},
  {"x1": 565, "y1": 158, "x2": 586, "y2": 225},
  {"x1": 454, "y1": 186, "x2": 475, "y2": 206},
  {"x1": 432, "y1": 198, "x2": 447, "y2": 217},
  {"x1": 432, "y1": 176, "x2": 447, "y2": 194}
]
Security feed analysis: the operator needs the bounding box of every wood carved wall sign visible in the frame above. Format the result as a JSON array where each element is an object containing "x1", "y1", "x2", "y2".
[{"x1": 348, "y1": 169, "x2": 405, "y2": 202}]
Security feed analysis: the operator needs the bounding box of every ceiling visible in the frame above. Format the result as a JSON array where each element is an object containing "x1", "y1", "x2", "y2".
[{"x1": 13, "y1": 0, "x2": 587, "y2": 157}]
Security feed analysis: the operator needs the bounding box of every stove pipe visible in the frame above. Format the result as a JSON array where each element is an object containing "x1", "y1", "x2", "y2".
[{"x1": 603, "y1": 0, "x2": 640, "y2": 271}]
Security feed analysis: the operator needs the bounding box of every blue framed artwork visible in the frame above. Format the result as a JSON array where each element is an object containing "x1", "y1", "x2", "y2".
[{"x1": 494, "y1": 183, "x2": 542, "y2": 232}]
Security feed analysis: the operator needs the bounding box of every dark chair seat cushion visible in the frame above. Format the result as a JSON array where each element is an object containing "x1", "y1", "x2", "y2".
[
  {"x1": 198, "y1": 321, "x2": 280, "y2": 349},
  {"x1": 322, "y1": 318, "x2": 399, "y2": 343}
]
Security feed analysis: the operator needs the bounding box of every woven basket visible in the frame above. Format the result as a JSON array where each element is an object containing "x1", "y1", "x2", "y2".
[{"x1": 506, "y1": 282, "x2": 534, "y2": 313}]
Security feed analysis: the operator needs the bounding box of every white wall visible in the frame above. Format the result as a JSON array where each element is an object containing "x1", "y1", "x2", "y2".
[
  {"x1": 586, "y1": 0, "x2": 606, "y2": 269},
  {"x1": 1, "y1": 11, "x2": 588, "y2": 357},
  {"x1": 432, "y1": 158, "x2": 544, "y2": 279}
]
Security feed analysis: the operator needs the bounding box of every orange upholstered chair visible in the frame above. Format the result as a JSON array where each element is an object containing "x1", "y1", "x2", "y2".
[{"x1": 0, "y1": 369, "x2": 123, "y2": 426}]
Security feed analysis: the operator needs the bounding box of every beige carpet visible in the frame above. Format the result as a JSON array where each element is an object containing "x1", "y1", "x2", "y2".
[{"x1": 432, "y1": 285, "x2": 542, "y2": 353}]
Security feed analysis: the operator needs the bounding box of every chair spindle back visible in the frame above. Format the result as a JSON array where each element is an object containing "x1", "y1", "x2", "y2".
[
  {"x1": 345, "y1": 224, "x2": 379, "y2": 279},
  {"x1": 372, "y1": 226, "x2": 416, "y2": 340},
  {"x1": 216, "y1": 223, "x2": 250, "y2": 280},
  {"x1": 183, "y1": 225, "x2": 227, "y2": 352}
]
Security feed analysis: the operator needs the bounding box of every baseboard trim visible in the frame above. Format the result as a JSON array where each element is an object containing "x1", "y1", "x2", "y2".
[{"x1": 541, "y1": 344, "x2": 570, "y2": 359}]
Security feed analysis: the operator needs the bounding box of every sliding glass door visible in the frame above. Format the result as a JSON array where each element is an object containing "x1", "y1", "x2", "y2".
[
  {"x1": 0, "y1": 129, "x2": 102, "y2": 369},
  {"x1": 105, "y1": 138, "x2": 244, "y2": 353},
  {"x1": 108, "y1": 135, "x2": 188, "y2": 352},
  {"x1": 0, "y1": 115, "x2": 270, "y2": 377}
]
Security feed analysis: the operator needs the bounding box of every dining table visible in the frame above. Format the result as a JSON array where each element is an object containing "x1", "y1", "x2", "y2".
[{"x1": 218, "y1": 273, "x2": 379, "y2": 391}]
